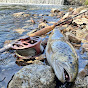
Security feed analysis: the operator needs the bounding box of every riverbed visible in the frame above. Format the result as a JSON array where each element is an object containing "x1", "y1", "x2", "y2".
[{"x1": 0, "y1": 4, "x2": 88, "y2": 88}]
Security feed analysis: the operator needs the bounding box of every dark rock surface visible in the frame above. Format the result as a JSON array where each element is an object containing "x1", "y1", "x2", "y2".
[{"x1": 64, "y1": 0, "x2": 86, "y2": 5}]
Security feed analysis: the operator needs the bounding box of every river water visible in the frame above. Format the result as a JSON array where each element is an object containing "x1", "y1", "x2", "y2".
[
  {"x1": 0, "y1": 4, "x2": 88, "y2": 88},
  {"x1": 0, "y1": 4, "x2": 68, "y2": 88}
]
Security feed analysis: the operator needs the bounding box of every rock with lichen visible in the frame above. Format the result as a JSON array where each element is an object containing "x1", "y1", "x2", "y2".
[{"x1": 7, "y1": 64, "x2": 56, "y2": 88}]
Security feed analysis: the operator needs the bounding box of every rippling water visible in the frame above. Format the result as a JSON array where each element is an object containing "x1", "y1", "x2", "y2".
[
  {"x1": 0, "y1": 4, "x2": 68, "y2": 88},
  {"x1": 0, "y1": 4, "x2": 88, "y2": 88}
]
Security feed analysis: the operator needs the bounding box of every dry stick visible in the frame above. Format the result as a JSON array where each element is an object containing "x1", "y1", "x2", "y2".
[
  {"x1": 29, "y1": 10, "x2": 88, "y2": 37},
  {"x1": 0, "y1": 10, "x2": 88, "y2": 53}
]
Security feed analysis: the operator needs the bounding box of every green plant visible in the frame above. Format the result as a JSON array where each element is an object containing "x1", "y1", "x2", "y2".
[{"x1": 85, "y1": 0, "x2": 88, "y2": 5}]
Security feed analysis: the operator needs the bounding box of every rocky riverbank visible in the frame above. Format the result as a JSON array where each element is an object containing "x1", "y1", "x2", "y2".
[{"x1": 6, "y1": 6, "x2": 88, "y2": 88}]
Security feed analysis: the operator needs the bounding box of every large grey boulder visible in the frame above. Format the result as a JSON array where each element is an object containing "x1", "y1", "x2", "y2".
[{"x1": 8, "y1": 63, "x2": 56, "y2": 88}]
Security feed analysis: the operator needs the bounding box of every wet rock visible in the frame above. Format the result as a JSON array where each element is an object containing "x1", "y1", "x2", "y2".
[
  {"x1": 78, "y1": 64, "x2": 88, "y2": 79},
  {"x1": 61, "y1": 25, "x2": 75, "y2": 34},
  {"x1": 73, "y1": 64, "x2": 88, "y2": 88},
  {"x1": 80, "y1": 31, "x2": 88, "y2": 43},
  {"x1": 8, "y1": 64, "x2": 56, "y2": 88},
  {"x1": 62, "y1": 12, "x2": 70, "y2": 20},
  {"x1": 57, "y1": 11, "x2": 65, "y2": 18},
  {"x1": 50, "y1": 9, "x2": 63, "y2": 17},
  {"x1": 38, "y1": 22, "x2": 48, "y2": 29},
  {"x1": 73, "y1": 76, "x2": 88, "y2": 88},
  {"x1": 13, "y1": 28, "x2": 26, "y2": 34},
  {"x1": 44, "y1": 14, "x2": 49, "y2": 16},
  {"x1": 65, "y1": 32, "x2": 81, "y2": 44},
  {"x1": 4, "y1": 40, "x2": 13, "y2": 46},
  {"x1": 51, "y1": 8, "x2": 60, "y2": 13},
  {"x1": 72, "y1": 28, "x2": 88, "y2": 44},
  {"x1": 73, "y1": 18, "x2": 88, "y2": 25},
  {"x1": 49, "y1": 13, "x2": 54, "y2": 17},
  {"x1": 23, "y1": 14, "x2": 31, "y2": 17},
  {"x1": 32, "y1": 14, "x2": 39, "y2": 17},
  {"x1": 49, "y1": 21, "x2": 56, "y2": 24},
  {"x1": 86, "y1": 25, "x2": 88, "y2": 31},
  {"x1": 73, "y1": 7, "x2": 86, "y2": 15},
  {"x1": 80, "y1": 9, "x2": 88, "y2": 14},
  {"x1": 82, "y1": 43, "x2": 88, "y2": 51},
  {"x1": 13, "y1": 12, "x2": 30, "y2": 18},
  {"x1": 13, "y1": 12, "x2": 25, "y2": 17},
  {"x1": 39, "y1": 19, "x2": 48, "y2": 23},
  {"x1": 39, "y1": 14, "x2": 44, "y2": 16},
  {"x1": 84, "y1": 34, "x2": 88, "y2": 41},
  {"x1": 76, "y1": 30, "x2": 85, "y2": 39},
  {"x1": 73, "y1": 19, "x2": 83, "y2": 25},
  {"x1": 68, "y1": 7, "x2": 73, "y2": 12}
]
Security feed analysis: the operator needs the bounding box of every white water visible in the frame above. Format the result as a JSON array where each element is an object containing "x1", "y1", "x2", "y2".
[{"x1": 0, "y1": 0, "x2": 64, "y2": 5}]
